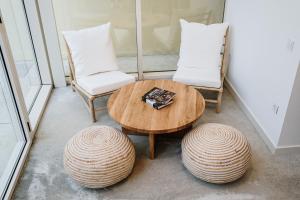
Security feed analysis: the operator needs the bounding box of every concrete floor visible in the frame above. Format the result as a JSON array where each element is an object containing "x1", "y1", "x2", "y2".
[{"x1": 13, "y1": 87, "x2": 300, "y2": 200}]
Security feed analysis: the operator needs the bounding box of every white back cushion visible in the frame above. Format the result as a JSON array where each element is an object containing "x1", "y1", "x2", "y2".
[
  {"x1": 177, "y1": 19, "x2": 229, "y2": 70},
  {"x1": 63, "y1": 23, "x2": 118, "y2": 78}
]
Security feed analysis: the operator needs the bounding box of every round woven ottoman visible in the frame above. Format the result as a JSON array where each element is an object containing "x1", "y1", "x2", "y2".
[
  {"x1": 64, "y1": 126, "x2": 135, "y2": 188},
  {"x1": 182, "y1": 123, "x2": 251, "y2": 184}
]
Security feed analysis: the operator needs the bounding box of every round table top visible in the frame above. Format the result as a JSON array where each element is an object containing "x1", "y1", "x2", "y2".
[{"x1": 107, "y1": 80, "x2": 205, "y2": 134}]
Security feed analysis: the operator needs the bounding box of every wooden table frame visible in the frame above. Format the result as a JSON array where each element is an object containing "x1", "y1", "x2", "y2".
[
  {"x1": 121, "y1": 126, "x2": 193, "y2": 159},
  {"x1": 107, "y1": 80, "x2": 205, "y2": 159}
]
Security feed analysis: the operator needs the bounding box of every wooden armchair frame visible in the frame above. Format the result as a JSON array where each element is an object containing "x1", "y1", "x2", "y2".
[
  {"x1": 65, "y1": 40, "x2": 116, "y2": 122},
  {"x1": 192, "y1": 28, "x2": 230, "y2": 113},
  {"x1": 65, "y1": 28, "x2": 229, "y2": 121}
]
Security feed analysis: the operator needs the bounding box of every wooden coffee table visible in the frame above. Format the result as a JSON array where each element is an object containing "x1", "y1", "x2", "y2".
[{"x1": 107, "y1": 80, "x2": 205, "y2": 159}]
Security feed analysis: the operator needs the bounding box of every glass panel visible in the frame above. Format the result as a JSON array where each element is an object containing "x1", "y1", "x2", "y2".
[
  {"x1": 0, "y1": 0, "x2": 41, "y2": 111},
  {"x1": 141, "y1": 0, "x2": 225, "y2": 72},
  {"x1": 0, "y1": 57, "x2": 26, "y2": 198},
  {"x1": 52, "y1": 0, "x2": 138, "y2": 75}
]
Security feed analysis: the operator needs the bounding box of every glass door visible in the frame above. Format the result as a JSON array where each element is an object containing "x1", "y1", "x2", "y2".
[
  {"x1": 52, "y1": 0, "x2": 138, "y2": 76},
  {"x1": 0, "y1": 0, "x2": 52, "y2": 197},
  {"x1": 0, "y1": 49, "x2": 26, "y2": 199},
  {"x1": 0, "y1": 0, "x2": 42, "y2": 111},
  {"x1": 141, "y1": 0, "x2": 226, "y2": 73},
  {"x1": 51, "y1": 0, "x2": 225, "y2": 78}
]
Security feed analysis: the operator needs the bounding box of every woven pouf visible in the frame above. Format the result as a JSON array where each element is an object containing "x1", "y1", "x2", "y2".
[
  {"x1": 182, "y1": 123, "x2": 251, "y2": 184},
  {"x1": 64, "y1": 126, "x2": 135, "y2": 188}
]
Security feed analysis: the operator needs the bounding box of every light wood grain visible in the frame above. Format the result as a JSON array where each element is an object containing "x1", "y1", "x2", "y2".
[
  {"x1": 193, "y1": 28, "x2": 229, "y2": 113},
  {"x1": 149, "y1": 134, "x2": 155, "y2": 160},
  {"x1": 64, "y1": 39, "x2": 116, "y2": 122},
  {"x1": 108, "y1": 80, "x2": 205, "y2": 134},
  {"x1": 107, "y1": 80, "x2": 205, "y2": 159}
]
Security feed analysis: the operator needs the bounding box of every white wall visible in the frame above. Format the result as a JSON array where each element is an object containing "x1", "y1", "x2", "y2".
[
  {"x1": 224, "y1": 0, "x2": 300, "y2": 148},
  {"x1": 278, "y1": 62, "x2": 300, "y2": 147}
]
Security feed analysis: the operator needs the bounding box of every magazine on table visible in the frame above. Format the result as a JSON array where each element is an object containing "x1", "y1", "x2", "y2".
[{"x1": 142, "y1": 87, "x2": 176, "y2": 110}]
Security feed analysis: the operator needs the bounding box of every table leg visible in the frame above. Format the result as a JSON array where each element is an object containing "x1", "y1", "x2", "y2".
[
  {"x1": 182, "y1": 125, "x2": 193, "y2": 135},
  {"x1": 149, "y1": 134, "x2": 155, "y2": 160},
  {"x1": 122, "y1": 127, "x2": 130, "y2": 134}
]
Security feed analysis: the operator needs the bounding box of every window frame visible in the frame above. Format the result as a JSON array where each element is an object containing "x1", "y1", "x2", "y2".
[
  {"x1": 47, "y1": 0, "x2": 226, "y2": 81},
  {"x1": 0, "y1": 1, "x2": 54, "y2": 196}
]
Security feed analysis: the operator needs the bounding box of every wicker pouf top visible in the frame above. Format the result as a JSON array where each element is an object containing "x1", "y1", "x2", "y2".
[
  {"x1": 182, "y1": 123, "x2": 251, "y2": 184},
  {"x1": 64, "y1": 126, "x2": 135, "y2": 188}
]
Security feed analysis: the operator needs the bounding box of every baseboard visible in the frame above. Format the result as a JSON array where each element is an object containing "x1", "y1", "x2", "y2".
[
  {"x1": 224, "y1": 78, "x2": 277, "y2": 153},
  {"x1": 275, "y1": 144, "x2": 300, "y2": 154}
]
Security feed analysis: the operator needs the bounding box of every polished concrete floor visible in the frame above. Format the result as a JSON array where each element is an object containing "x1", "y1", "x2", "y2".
[{"x1": 13, "y1": 87, "x2": 300, "y2": 200}]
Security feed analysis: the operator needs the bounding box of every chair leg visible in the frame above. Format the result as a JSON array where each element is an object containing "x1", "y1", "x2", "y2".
[
  {"x1": 216, "y1": 91, "x2": 223, "y2": 113},
  {"x1": 70, "y1": 82, "x2": 75, "y2": 92},
  {"x1": 88, "y1": 98, "x2": 96, "y2": 122}
]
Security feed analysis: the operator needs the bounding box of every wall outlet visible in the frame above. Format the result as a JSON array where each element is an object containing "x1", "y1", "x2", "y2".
[
  {"x1": 287, "y1": 39, "x2": 295, "y2": 52},
  {"x1": 273, "y1": 104, "x2": 279, "y2": 115}
]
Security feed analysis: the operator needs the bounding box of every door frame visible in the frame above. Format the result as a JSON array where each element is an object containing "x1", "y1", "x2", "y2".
[
  {"x1": 0, "y1": 15, "x2": 31, "y2": 200},
  {"x1": 0, "y1": 0, "x2": 53, "y2": 197}
]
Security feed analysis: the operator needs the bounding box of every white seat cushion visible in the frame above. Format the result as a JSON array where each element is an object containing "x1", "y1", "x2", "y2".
[
  {"x1": 177, "y1": 19, "x2": 229, "y2": 70},
  {"x1": 173, "y1": 67, "x2": 221, "y2": 88},
  {"x1": 77, "y1": 71, "x2": 135, "y2": 95},
  {"x1": 63, "y1": 23, "x2": 118, "y2": 78}
]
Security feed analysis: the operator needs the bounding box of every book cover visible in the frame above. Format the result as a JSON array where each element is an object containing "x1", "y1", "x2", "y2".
[{"x1": 142, "y1": 87, "x2": 176, "y2": 110}]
